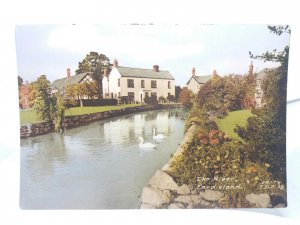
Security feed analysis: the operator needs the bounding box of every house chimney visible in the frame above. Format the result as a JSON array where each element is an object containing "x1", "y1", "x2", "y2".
[
  {"x1": 249, "y1": 61, "x2": 253, "y2": 76},
  {"x1": 67, "y1": 68, "x2": 71, "y2": 78},
  {"x1": 153, "y1": 65, "x2": 159, "y2": 72},
  {"x1": 103, "y1": 67, "x2": 108, "y2": 77},
  {"x1": 113, "y1": 59, "x2": 118, "y2": 68},
  {"x1": 212, "y1": 69, "x2": 218, "y2": 78},
  {"x1": 192, "y1": 67, "x2": 196, "y2": 77}
]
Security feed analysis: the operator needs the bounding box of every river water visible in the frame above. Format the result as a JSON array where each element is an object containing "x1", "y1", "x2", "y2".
[{"x1": 20, "y1": 109, "x2": 185, "y2": 209}]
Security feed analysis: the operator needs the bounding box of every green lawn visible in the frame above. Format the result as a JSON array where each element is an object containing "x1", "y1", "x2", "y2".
[
  {"x1": 20, "y1": 104, "x2": 141, "y2": 125},
  {"x1": 215, "y1": 109, "x2": 252, "y2": 141}
]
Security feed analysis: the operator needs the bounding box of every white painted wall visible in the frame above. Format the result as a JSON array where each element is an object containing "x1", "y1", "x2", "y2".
[
  {"x1": 187, "y1": 77, "x2": 202, "y2": 94},
  {"x1": 108, "y1": 67, "x2": 175, "y2": 103},
  {"x1": 102, "y1": 76, "x2": 109, "y2": 98},
  {"x1": 108, "y1": 67, "x2": 121, "y2": 98},
  {"x1": 119, "y1": 77, "x2": 175, "y2": 102}
]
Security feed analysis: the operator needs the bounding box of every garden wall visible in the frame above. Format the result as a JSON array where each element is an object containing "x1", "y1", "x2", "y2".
[
  {"x1": 140, "y1": 124, "x2": 287, "y2": 209},
  {"x1": 20, "y1": 104, "x2": 182, "y2": 139}
]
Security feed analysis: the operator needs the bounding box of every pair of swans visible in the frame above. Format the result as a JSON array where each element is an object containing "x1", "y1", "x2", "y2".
[{"x1": 139, "y1": 128, "x2": 165, "y2": 149}]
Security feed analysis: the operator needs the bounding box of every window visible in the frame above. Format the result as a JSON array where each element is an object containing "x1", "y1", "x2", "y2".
[
  {"x1": 151, "y1": 80, "x2": 157, "y2": 88},
  {"x1": 145, "y1": 92, "x2": 149, "y2": 98},
  {"x1": 168, "y1": 81, "x2": 171, "y2": 89},
  {"x1": 127, "y1": 79, "x2": 134, "y2": 88},
  {"x1": 141, "y1": 80, "x2": 145, "y2": 88},
  {"x1": 118, "y1": 79, "x2": 120, "y2": 87},
  {"x1": 128, "y1": 92, "x2": 135, "y2": 100},
  {"x1": 151, "y1": 92, "x2": 157, "y2": 98}
]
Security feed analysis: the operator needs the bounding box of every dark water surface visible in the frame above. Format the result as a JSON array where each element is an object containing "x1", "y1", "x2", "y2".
[{"x1": 20, "y1": 109, "x2": 185, "y2": 209}]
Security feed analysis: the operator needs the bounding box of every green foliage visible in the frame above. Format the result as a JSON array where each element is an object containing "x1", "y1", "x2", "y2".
[
  {"x1": 167, "y1": 94, "x2": 175, "y2": 102},
  {"x1": 49, "y1": 94, "x2": 66, "y2": 132},
  {"x1": 236, "y1": 25, "x2": 289, "y2": 184},
  {"x1": 184, "y1": 104, "x2": 207, "y2": 131},
  {"x1": 216, "y1": 110, "x2": 252, "y2": 141},
  {"x1": 168, "y1": 136, "x2": 273, "y2": 196},
  {"x1": 32, "y1": 75, "x2": 51, "y2": 121},
  {"x1": 75, "y1": 52, "x2": 111, "y2": 99},
  {"x1": 144, "y1": 95, "x2": 158, "y2": 105},
  {"x1": 197, "y1": 74, "x2": 255, "y2": 113},
  {"x1": 31, "y1": 75, "x2": 67, "y2": 132},
  {"x1": 158, "y1": 96, "x2": 167, "y2": 103}
]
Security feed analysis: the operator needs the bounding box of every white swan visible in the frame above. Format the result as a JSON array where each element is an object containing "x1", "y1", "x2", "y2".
[
  {"x1": 138, "y1": 137, "x2": 157, "y2": 149},
  {"x1": 153, "y1": 128, "x2": 165, "y2": 140}
]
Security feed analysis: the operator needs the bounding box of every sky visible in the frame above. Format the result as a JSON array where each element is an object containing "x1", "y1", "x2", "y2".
[{"x1": 15, "y1": 24, "x2": 290, "y2": 87}]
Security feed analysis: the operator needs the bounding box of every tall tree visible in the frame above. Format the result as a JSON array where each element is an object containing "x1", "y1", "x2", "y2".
[
  {"x1": 236, "y1": 25, "x2": 290, "y2": 184},
  {"x1": 75, "y1": 52, "x2": 111, "y2": 99},
  {"x1": 178, "y1": 87, "x2": 193, "y2": 109},
  {"x1": 33, "y1": 75, "x2": 52, "y2": 121}
]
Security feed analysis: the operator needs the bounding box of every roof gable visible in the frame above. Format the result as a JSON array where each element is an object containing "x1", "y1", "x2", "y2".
[
  {"x1": 51, "y1": 72, "x2": 89, "y2": 90},
  {"x1": 117, "y1": 66, "x2": 174, "y2": 80},
  {"x1": 187, "y1": 75, "x2": 211, "y2": 85}
]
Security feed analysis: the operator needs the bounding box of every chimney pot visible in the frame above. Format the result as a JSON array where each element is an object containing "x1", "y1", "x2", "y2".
[
  {"x1": 113, "y1": 59, "x2": 118, "y2": 68},
  {"x1": 249, "y1": 61, "x2": 254, "y2": 75},
  {"x1": 153, "y1": 65, "x2": 159, "y2": 72},
  {"x1": 67, "y1": 68, "x2": 71, "y2": 78},
  {"x1": 103, "y1": 67, "x2": 108, "y2": 77},
  {"x1": 212, "y1": 69, "x2": 218, "y2": 77},
  {"x1": 192, "y1": 67, "x2": 196, "y2": 77}
]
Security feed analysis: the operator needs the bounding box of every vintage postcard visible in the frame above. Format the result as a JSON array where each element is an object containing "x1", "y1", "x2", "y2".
[{"x1": 16, "y1": 24, "x2": 290, "y2": 209}]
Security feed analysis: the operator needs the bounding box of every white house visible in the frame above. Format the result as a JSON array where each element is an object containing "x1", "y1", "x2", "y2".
[
  {"x1": 103, "y1": 59, "x2": 175, "y2": 103},
  {"x1": 186, "y1": 67, "x2": 212, "y2": 94}
]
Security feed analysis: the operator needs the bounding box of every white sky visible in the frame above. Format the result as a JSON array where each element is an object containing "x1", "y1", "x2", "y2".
[{"x1": 15, "y1": 24, "x2": 290, "y2": 86}]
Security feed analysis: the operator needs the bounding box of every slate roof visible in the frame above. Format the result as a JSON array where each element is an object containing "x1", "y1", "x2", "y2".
[
  {"x1": 117, "y1": 66, "x2": 175, "y2": 80},
  {"x1": 51, "y1": 72, "x2": 89, "y2": 90},
  {"x1": 187, "y1": 75, "x2": 211, "y2": 85},
  {"x1": 256, "y1": 68, "x2": 276, "y2": 80}
]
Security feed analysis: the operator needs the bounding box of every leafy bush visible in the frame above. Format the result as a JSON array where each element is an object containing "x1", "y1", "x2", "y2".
[
  {"x1": 158, "y1": 96, "x2": 167, "y2": 103},
  {"x1": 167, "y1": 94, "x2": 175, "y2": 102},
  {"x1": 144, "y1": 96, "x2": 158, "y2": 105},
  {"x1": 168, "y1": 136, "x2": 274, "y2": 196}
]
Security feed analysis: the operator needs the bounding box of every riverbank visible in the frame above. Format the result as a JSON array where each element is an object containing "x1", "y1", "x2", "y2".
[
  {"x1": 140, "y1": 124, "x2": 287, "y2": 209},
  {"x1": 20, "y1": 103, "x2": 182, "y2": 138}
]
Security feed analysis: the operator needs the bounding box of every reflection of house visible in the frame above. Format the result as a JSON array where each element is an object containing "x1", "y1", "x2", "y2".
[
  {"x1": 186, "y1": 67, "x2": 212, "y2": 94},
  {"x1": 104, "y1": 59, "x2": 175, "y2": 103},
  {"x1": 51, "y1": 68, "x2": 93, "y2": 93},
  {"x1": 254, "y1": 67, "x2": 275, "y2": 108}
]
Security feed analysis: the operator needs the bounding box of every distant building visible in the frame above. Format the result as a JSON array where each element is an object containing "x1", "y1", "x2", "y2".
[
  {"x1": 51, "y1": 68, "x2": 94, "y2": 94},
  {"x1": 105, "y1": 59, "x2": 175, "y2": 103},
  {"x1": 186, "y1": 67, "x2": 216, "y2": 94},
  {"x1": 255, "y1": 67, "x2": 275, "y2": 108}
]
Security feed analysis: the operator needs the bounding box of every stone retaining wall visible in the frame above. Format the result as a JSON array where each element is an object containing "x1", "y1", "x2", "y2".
[
  {"x1": 20, "y1": 104, "x2": 182, "y2": 139},
  {"x1": 140, "y1": 124, "x2": 287, "y2": 209}
]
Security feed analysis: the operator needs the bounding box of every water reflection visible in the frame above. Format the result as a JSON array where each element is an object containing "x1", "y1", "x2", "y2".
[{"x1": 20, "y1": 109, "x2": 185, "y2": 209}]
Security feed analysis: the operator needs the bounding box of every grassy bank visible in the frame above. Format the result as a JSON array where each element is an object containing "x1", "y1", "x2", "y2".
[
  {"x1": 20, "y1": 104, "x2": 141, "y2": 125},
  {"x1": 216, "y1": 109, "x2": 252, "y2": 141}
]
